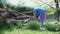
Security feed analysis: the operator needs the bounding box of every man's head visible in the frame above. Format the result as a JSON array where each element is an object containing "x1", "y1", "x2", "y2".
[{"x1": 31, "y1": 8, "x2": 34, "y2": 12}]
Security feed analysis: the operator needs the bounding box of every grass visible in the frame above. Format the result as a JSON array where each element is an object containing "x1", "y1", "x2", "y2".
[
  {"x1": 3, "y1": 21, "x2": 60, "y2": 34},
  {"x1": 3, "y1": 29, "x2": 60, "y2": 34},
  {"x1": 0, "y1": 21, "x2": 60, "y2": 34}
]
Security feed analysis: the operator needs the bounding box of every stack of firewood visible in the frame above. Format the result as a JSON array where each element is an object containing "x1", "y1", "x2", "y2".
[{"x1": 0, "y1": 7, "x2": 33, "y2": 24}]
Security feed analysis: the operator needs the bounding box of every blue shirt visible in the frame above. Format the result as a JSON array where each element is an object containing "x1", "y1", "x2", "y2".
[{"x1": 33, "y1": 8, "x2": 45, "y2": 18}]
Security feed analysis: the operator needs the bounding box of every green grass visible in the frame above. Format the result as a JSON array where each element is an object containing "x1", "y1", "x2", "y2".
[
  {"x1": 3, "y1": 29, "x2": 59, "y2": 34},
  {"x1": 0, "y1": 21, "x2": 60, "y2": 34}
]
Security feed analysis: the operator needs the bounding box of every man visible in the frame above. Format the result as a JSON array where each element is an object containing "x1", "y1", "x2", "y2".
[{"x1": 32, "y1": 7, "x2": 46, "y2": 27}]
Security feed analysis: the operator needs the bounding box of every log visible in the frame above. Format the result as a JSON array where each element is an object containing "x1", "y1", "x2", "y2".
[
  {"x1": 0, "y1": 8, "x2": 36, "y2": 24},
  {"x1": 23, "y1": 11, "x2": 32, "y2": 13}
]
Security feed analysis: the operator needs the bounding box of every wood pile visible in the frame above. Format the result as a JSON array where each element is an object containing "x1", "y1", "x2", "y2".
[{"x1": 0, "y1": 7, "x2": 34, "y2": 24}]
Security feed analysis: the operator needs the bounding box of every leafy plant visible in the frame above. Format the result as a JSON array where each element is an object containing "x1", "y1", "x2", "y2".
[
  {"x1": 26, "y1": 21, "x2": 40, "y2": 30},
  {"x1": 56, "y1": 24, "x2": 60, "y2": 31},
  {"x1": 45, "y1": 23, "x2": 56, "y2": 31},
  {"x1": 15, "y1": 22, "x2": 22, "y2": 29}
]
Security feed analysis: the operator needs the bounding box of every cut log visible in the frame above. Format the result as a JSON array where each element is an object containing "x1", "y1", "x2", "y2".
[
  {"x1": 24, "y1": 18, "x2": 30, "y2": 23},
  {"x1": 0, "y1": 8, "x2": 36, "y2": 24}
]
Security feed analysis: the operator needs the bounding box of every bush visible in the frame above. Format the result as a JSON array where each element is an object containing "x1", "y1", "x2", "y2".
[
  {"x1": 26, "y1": 21, "x2": 40, "y2": 30},
  {"x1": 0, "y1": 21, "x2": 14, "y2": 31},
  {"x1": 56, "y1": 24, "x2": 60, "y2": 31},
  {"x1": 0, "y1": 21, "x2": 22, "y2": 30},
  {"x1": 45, "y1": 23, "x2": 56, "y2": 31},
  {"x1": 15, "y1": 22, "x2": 22, "y2": 29},
  {"x1": 0, "y1": 3, "x2": 4, "y2": 8},
  {"x1": 15, "y1": 7, "x2": 31, "y2": 12}
]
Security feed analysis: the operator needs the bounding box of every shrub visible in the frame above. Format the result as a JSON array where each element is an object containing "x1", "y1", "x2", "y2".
[
  {"x1": 45, "y1": 23, "x2": 56, "y2": 31},
  {"x1": 56, "y1": 24, "x2": 60, "y2": 31},
  {"x1": 15, "y1": 22, "x2": 22, "y2": 29},
  {"x1": 0, "y1": 21, "x2": 14, "y2": 31},
  {"x1": 26, "y1": 21, "x2": 40, "y2": 30}
]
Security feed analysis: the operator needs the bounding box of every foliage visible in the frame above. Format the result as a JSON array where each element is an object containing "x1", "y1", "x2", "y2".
[
  {"x1": 0, "y1": 21, "x2": 14, "y2": 31},
  {"x1": 0, "y1": 21, "x2": 22, "y2": 31},
  {"x1": 26, "y1": 21, "x2": 40, "y2": 30},
  {"x1": 0, "y1": 3, "x2": 4, "y2": 8},
  {"x1": 56, "y1": 24, "x2": 60, "y2": 31},
  {"x1": 15, "y1": 7, "x2": 31, "y2": 12},
  {"x1": 15, "y1": 22, "x2": 22, "y2": 29},
  {"x1": 45, "y1": 23, "x2": 56, "y2": 31},
  {"x1": 46, "y1": 8, "x2": 55, "y2": 15}
]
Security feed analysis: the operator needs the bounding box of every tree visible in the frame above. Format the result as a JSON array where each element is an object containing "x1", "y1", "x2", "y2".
[
  {"x1": 0, "y1": 0, "x2": 4, "y2": 8},
  {"x1": 54, "y1": 0, "x2": 60, "y2": 22}
]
